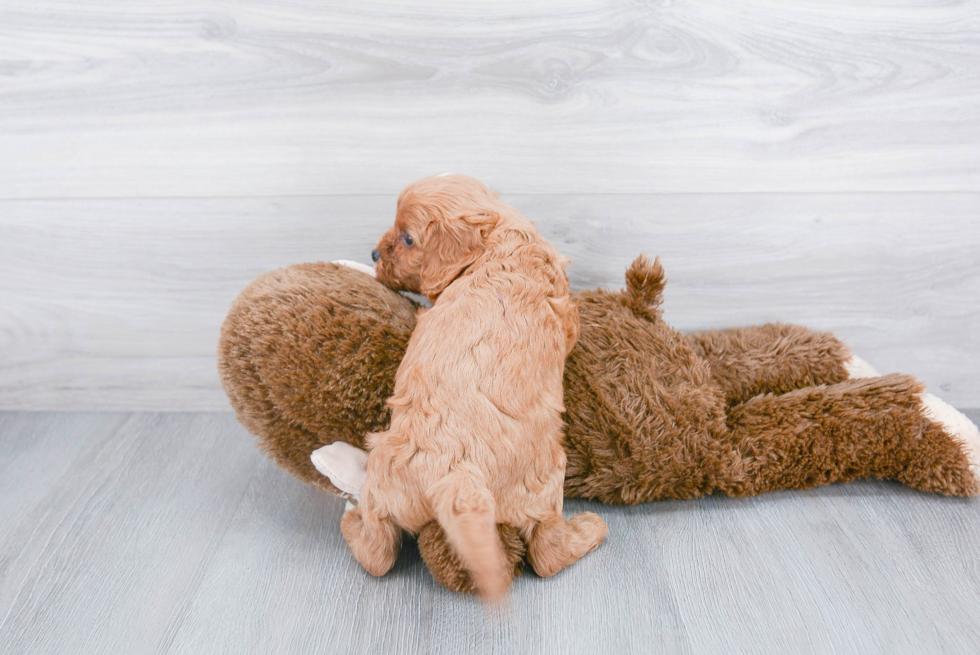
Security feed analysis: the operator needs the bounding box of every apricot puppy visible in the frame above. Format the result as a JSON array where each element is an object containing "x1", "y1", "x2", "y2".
[{"x1": 341, "y1": 174, "x2": 607, "y2": 600}]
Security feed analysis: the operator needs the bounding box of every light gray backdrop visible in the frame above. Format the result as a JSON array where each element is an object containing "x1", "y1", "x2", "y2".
[{"x1": 1, "y1": 0, "x2": 978, "y2": 409}]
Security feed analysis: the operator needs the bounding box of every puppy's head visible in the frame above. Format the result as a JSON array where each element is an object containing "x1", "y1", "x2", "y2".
[{"x1": 373, "y1": 174, "x2": 501, "y2": 300}]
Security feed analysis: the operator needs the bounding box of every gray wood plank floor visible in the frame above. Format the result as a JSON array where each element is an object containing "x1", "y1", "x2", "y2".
[{"x1": 3, "y1": 411, "x2": 980, "y2": 654}]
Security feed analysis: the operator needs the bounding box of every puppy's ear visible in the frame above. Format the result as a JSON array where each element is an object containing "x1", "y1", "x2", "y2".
[{"x1": 420, "y1": 213, "x2": 495, "y2": 299}]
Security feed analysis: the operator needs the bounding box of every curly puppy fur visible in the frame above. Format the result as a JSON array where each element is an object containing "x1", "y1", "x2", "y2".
[{"x1": 341, "y1": 175, "x2": 606, "y2": 600}]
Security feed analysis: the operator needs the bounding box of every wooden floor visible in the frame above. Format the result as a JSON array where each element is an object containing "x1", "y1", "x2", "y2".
[{"x1": 2, "y1": 410, "x2": 980, "y2": 654}]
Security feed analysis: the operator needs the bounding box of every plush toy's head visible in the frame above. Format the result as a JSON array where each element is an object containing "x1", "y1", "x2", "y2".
[{"x1": 218, "y1": 262, "x2": 416, "y2": 495}]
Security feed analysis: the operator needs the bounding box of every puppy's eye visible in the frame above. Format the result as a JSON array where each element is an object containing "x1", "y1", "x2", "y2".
[{"x1": 403, "y1": 233, "x2": 414, "y2": 247}]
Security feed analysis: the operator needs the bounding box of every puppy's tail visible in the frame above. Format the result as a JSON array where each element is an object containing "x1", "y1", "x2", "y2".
[{"x1": 428, "y1": 470, "x2": 511, "y2": 602}]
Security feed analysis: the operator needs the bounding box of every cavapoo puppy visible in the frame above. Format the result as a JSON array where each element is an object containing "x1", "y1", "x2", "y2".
[{"x1": 342, "y1": 174, "x2": 607, "y2": 600}]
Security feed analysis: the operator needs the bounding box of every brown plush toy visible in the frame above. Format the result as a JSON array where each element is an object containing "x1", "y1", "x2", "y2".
[{"x1": 218, "y1": 257, "x2": 980, "y2": 594}]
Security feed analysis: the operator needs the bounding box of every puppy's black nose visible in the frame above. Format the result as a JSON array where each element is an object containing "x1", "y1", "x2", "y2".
[{"x1": 371, "y1": 249, "x2": 380, "y2": 263}]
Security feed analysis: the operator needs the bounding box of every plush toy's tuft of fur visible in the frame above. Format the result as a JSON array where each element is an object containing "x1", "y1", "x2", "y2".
[{"x1": 623, "y1": 254, "x2": 667, "y2": 320}]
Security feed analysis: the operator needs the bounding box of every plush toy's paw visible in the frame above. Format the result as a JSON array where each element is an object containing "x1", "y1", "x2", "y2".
[
  {"x1": 919, "y1": 392, "x2": 980, "y2": 484},
  {"x1": 331, "y1": 259, "x2": 376, "y2": 278},
  {"x1": 311, "y1": 442, "x2": 369, "y2": 502},
  {"x1": 844, "y1": 353, "x2": 880, "y2": 379}
]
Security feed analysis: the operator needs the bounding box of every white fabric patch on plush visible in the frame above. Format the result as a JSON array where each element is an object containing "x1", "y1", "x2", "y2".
[
  {"x1": 844, "y1": 354, "x2": 880, "y2": 379},
  {"x1": 920, "y1": 392, "x2": 980, "y2": 477},
  {"x1": 331, "y1": 260, "x2": 376, "y2": 278},
  {"x1": 311, "y1": 442, "x2": 370, "y2": 501},
  {"x1": 436, "y1": 172, "x2": 455, "y2": 177}
]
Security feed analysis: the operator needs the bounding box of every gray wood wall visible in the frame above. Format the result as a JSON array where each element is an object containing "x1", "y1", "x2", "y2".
[{"x1": 1, "y1": 1, "x2": 978, "y2": 410}]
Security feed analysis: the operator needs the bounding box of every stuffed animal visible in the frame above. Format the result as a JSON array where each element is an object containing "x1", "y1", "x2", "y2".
[{"x1": 218, "y1": 257, "x2": 980, "y2": 593}]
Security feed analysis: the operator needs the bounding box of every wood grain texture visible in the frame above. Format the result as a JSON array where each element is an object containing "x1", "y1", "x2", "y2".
[
  {"x1": 1, "y1": 0, "x2": 979, "y2": 197},
  {"x1": 1, "y1": 411, "x2": 979, "y2": 654},
  {"x1": 2, "y1": 194, "x2": 978, "y2": 410},
  {"x1": 0, "y1": 412, "x2": 261, "y2": 655}
]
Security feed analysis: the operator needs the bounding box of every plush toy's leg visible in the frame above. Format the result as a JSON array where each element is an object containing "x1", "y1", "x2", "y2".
[
  {"x1": 340, "y1": 496, "x2": 402, "y2": 577},
  {"x1": 919, "y1": 392, "x2": 980, "y2": 479},
  {"x1": 721, "y1": 373, "x2": 980, "y2": 497},
  {"x1": 526, "y1": 512, "x2": 607, "y2": 578},
  {"x1": 686, "y1": 323, "x2": 852, "y2": 406}
]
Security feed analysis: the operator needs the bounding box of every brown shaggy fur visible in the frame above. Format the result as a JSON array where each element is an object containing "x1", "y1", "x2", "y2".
[
  {"x1": 723, "y1": 374, "x2": 978, "y2": 497},
  {"x1": 218, "y1": 262, "x2": 417, "y2": 496},
  {"x1": 688, "y1": 323, "x2": 851, "y2": 407},
  {"x1": 219, "y1": 257, "x2": 978, "y2": 594}
]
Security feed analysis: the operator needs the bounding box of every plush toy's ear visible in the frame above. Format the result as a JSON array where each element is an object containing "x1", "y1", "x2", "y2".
[
  {"x1": 419, "y1": 213, "x2": 496, "y2": 299},
  {"x1": 624, "y1": 254, "x2": 666, "y2": 321}
]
